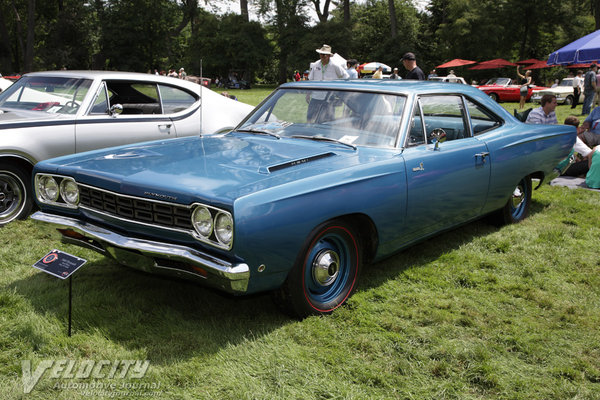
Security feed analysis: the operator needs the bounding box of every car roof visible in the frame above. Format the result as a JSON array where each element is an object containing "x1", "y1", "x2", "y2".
[{"x1": 21, "y1": 70, "x2": 202, "y2": 90}]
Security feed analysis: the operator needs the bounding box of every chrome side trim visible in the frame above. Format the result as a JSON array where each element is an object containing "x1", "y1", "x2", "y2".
[{"x1": 31, "y1": 211, "x2": 249, "y2": 293}]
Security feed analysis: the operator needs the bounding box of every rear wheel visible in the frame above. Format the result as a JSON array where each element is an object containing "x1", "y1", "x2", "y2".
[
  {"x1": 490, "y1": 176, "x2": 532, "y2": 225},
  {"x1": 275, "y1": 220, "x2": 361, "y2": 318},
  {"x1": 565, "y1": 95, "x2": 574, "y2": 105},
  {"x1": 0, "y1": 162, "x2": 32, "y2": 225}
]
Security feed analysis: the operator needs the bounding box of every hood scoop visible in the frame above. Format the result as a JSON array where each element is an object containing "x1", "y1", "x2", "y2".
[{"x1": 262, "y1": 152, "x2": 336, "y2": 174}]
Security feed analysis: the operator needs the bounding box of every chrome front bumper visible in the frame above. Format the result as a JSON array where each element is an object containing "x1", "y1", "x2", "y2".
[{"x1": 31, "y1": 211, "x2": 250, "y2": 294}]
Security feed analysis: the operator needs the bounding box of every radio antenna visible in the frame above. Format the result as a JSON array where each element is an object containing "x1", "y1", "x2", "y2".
[{"x1": 199, "y1": 58, "x2": 203, "y2": 136}]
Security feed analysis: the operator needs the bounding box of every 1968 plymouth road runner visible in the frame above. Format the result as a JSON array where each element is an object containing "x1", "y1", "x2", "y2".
[{"x1": 31, "y1": 80, "x2": 575, "y2": 317}]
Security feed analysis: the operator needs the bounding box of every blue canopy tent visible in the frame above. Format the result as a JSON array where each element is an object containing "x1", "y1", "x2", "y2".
[{"x1": 548, "y1": 30, "x2": 600, "y2": 65}]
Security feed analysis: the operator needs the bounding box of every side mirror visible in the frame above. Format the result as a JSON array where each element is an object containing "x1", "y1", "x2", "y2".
[
  {"x1": 110, "y1": 104, "x2": 123, "y2": 117},
  {"x1": 430, "y1": 128, "x2": 447, "y2": 150}
]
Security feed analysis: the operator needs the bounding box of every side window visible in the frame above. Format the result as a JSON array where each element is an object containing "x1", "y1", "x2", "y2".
[
  {"x1": 420, "y1": 95, "x2": 468, "y2": 142},
  {"x1": 407, "y1": 102, "x2": 425, "y2": 146},
  {"x1": 158, "y1": 84, "x2": 197, "y2": 114},
  {"x1": 465, "y1": 98, "x2": 502, "y2": 135},
  {"x1": 89, "y1": 83, "x2": 109, "y2": 114},
  {"x1": 103, "y1": 81, "x2": 161, "y2": 115}
]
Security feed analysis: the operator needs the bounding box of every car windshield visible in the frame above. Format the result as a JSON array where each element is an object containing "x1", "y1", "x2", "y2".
[
  {"x1": 559, "y1": 79, "x2": 573, "y2": 87},
  {"x1": 238, "y1": 88, "x2": 406, "y2": 148},
  {"x1": 0, "y1": 76, "x2": 92, "y2": 114},
  {"x1": 484, "y1": 78, "x2": 511, "y2": 85}
]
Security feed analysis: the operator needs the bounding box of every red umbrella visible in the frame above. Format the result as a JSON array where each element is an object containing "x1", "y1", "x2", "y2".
[
  {"x1": 565, "y1": 62, "x2": 597, "y2": 68},
  {"x1": 516, "y1": 58, "x2": 541, "y2": 65},
  {"x1": 436, "y1": 59, "x2": 476, "y2": 68},
  {"x1": 524, "y1": 60, "x2": 551, "y2": 69},
  {"x1": 469, "y1": 58, "x2": 517, "y2": 70}
]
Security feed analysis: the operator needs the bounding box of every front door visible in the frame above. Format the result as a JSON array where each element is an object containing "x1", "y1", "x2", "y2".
[{"x1": 403, "y1": 95, "x2": 491, "y2": 238}]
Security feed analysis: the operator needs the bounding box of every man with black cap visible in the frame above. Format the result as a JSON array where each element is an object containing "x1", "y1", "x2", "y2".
[{"x1": 401, "y1": 52, "x2": 426, "y2": 80}]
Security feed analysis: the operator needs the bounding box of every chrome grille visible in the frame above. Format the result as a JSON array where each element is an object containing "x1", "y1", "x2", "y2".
[{"x1": 79, "y1": 186, "x2": 193, "y2": 230}]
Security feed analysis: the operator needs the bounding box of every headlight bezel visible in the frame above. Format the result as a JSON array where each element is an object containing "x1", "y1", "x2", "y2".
[
  {"x1": 35, "y1": 174, "x2": 79, "y2": 208},
  {"x1": 191, "y1": 206, "x2": 214, "y2": 238},
  {"x1": 59, "y1": 177, "x2": 80, "y2": 206},
  {"x1": 190, "y1": 203, "x2": 234, "y2": 249},
  {"x1": 214, "y1": 212, "x2": 234, "y2": 246}
]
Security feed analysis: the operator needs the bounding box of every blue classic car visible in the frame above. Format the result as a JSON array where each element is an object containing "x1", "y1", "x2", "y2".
[{"x1": 30, "y1": 80, "x2": 575, "y2": 317}]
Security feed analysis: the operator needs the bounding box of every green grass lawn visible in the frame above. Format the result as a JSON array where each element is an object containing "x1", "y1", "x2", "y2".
[
  {"x1": 1, "y1": 91, "x2": 599, "y2": 399},
  {"x1": 1, "y1": 184, "x2": 599, "y2": 399}
]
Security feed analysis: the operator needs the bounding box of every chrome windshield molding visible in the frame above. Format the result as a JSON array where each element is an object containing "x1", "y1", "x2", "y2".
[
  {"x1": 76, "y1": 182, "x2": 233, "y2": 250},
  {"x1": 30, "y1": 211, "x2": 249, "y2": 294}
]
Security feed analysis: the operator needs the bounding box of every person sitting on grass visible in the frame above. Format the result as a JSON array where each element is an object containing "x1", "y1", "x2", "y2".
[
  {"x1": 561, "y1": 116, "x2": 593, "y2": 177},
  {"x1": 525, "y1": 94, "x2": 557, "y2": 125}
]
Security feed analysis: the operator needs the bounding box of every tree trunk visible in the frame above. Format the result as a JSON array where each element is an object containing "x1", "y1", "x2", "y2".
[
  {"x1": 343, "y1": 0, "x2": 350, "y2": 24},
  {"x1": 24, "y1": 0, "x2": 34, "y2": 72},
  {"x1": 311, "y1": 0, "x2": 331, "y2": 24},
  {"x1": 240, "y1": 0, "x2": 249, "y2": 21},
  {"x1": 388, "y1": 0, "x2": 397, "y2": 39},
  {"x1": 0, "y1": 2, "x2": 13, "y2": 73}
]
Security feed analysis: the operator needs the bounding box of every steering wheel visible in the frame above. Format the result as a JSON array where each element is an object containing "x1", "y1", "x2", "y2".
[
  {"x1": 64, "y1": 101, "x2": 79, "y2": 108},
  {"x1": 429, "y1": 128, "x2": 447, "y2": 144}
]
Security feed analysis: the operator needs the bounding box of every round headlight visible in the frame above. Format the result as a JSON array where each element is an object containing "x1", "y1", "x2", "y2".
[
  {"x1": 38, "y1": 175, "x2": 59, "y2": 202},
  {"x1": 214, "y1": 212, "x2": 233, "y2": 245},
  {"x1": 60, "y1": 178, "x2": 79, "y2": 206},
  {"x1": 192, "y1": 206, "x2": 213, "y2": 237}
]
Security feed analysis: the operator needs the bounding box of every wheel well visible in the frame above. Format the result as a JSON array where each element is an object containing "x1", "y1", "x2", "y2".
[
  {"x1": 529, "y1": 171, "x2": 545, "y2": 188},
  {"x1": 0, "y1": 156, "x2": 34, "y2": 177},
  {"x1": 336, "y1": 213, "x2": 379, "y2": 265}
]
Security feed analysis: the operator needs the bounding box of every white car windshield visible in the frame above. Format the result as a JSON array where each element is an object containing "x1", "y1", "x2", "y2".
[
  {"x1": 239, "y1": 88, "x2": 406, "y2": 148},
  {"x1": 0, "y1": 76, "x2": 92, "y2": 114},
  {"x1": 484, "y1": 78, "x2": 511, "y2": 86}
]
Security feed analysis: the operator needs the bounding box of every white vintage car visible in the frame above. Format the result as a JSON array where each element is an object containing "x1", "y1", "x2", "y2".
[
  {"x1": 531, "y1": 78, "x2": 584, "y2": 105},
  {"x1": 429, "y1": 76, "x2": 468, "y2": 84},
  {"x1": 0, "y1": 77, "x2": 13, "y2": 93},
  {"x1": 0, "y1": 70, "x2": 254, "y2": 225}
]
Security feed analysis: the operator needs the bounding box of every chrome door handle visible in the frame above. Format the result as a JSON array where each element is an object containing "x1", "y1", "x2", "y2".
[
  {"x1": 474, "y1": 152, "x2": 489, "y2": 162},
  {"x1": 159, "y1": 124, "x2": 172, "y2": 134}
]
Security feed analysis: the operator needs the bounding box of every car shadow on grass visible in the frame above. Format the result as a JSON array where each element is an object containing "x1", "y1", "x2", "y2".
[{"x1": 8, "y1": 197, "x2": 550, "y2": 364}]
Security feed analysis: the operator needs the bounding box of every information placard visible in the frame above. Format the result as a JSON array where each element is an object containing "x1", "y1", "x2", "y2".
[{"x1": 33, "y1": 249, "x2": 87, "y2": 279}]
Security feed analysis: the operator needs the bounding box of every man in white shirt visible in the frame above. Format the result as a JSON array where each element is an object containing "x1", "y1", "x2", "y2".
[
  {"x1": 308, "y1": 44, "x2": 349, "y2": 81},
  {"x1": 307, "y1": 45, "x2": 348, "y2": 122}
]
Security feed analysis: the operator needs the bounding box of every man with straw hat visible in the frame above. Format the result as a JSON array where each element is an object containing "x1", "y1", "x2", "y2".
[{"x1": 308, "y1": 44, "x2": 349, "y2": 81}]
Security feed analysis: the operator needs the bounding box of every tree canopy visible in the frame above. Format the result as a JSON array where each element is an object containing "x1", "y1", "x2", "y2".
[{"x1": 0, "y1": 0, "x2": 598, "y2": 83}]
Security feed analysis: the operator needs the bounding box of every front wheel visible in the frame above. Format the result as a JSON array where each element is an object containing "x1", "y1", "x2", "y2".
[
  {"x1": 564, "y1": 95, "x2": 574, "y2": 105},
  {"x1": 275, "y1": 220, "x2": 362, "y2": 318},
  {"x1": 0, "y1": 162, "x2": 32, "y2": 226},
  {"x1": 488, "y1": 93, "x2": 499, "y2": 102},
  {"x1": 490, "y1": 176, "x2": 532, "y2": 225}
]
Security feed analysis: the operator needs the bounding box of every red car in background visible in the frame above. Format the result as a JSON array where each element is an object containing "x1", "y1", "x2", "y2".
[{"x1": 477, "y1": 77, "x2": 547, "y2": 102}]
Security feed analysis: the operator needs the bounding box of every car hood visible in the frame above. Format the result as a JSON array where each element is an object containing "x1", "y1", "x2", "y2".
[
  {"x1": 0, "y1": 108, "x2": 69, "y2": 123},
  {"x1": 39, "y1": 134, "x2": 392, "y2": 207}
]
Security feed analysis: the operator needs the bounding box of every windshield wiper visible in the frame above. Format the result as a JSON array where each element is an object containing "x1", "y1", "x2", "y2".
[
  {"x1": 236, "y1": 128, "x2": 280, "y2": 139},
  {"x1": 291, "y1": 135, "x2": 357, "y2": 150}
]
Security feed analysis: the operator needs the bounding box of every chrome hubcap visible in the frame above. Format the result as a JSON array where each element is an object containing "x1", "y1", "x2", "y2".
[
  {"x1": 0, "y1": 173, "x2": 24, "y2": 223},
  {"x1": 312, "y1": 250, "x2": 340, "y2": 287},
  {"x1": 511, "y1": 186, "x2": 524, "y2": 209}
]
